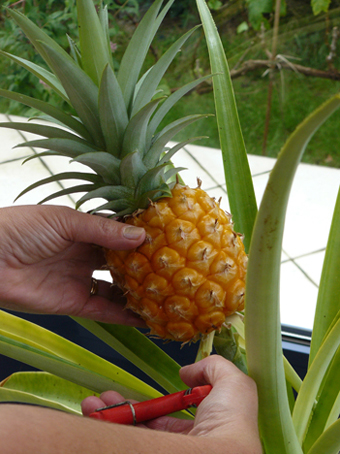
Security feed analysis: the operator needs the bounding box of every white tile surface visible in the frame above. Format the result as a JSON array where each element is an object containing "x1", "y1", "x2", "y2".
[
  {"x1": 280, "y1": 260, "x2": 318, "y2": 331},
  {"x1": 1, "y1": 116, "x2": 340, "y2": 332},
  {"x1": 294, "y1": 250, "x2": 326, "y2": 287},
  {"x1": 282, "y1": 164, "x2": 339, "y2": 258}
]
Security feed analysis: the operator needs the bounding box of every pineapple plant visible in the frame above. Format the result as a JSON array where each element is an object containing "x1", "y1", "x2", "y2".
[{"x1": 0, "y1": 0, "x2": 247, "y2": 342}]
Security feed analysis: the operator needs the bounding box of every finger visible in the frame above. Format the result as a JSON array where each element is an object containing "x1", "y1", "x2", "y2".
[
  {"x1": 179, "y1": 355, "x2": 238, "y2": 389},
  {"x1": 82, "y1": 391, "x2": 130, "y2": 417},
  {"x1": 100, "y1": 391, "x2": 138, "y2": 406},
  {"x1": 58, "y1": 209, "x2": 146, "y2": 250},
  {"x1": 145, "y1": 415, "x2": 194, "y2": 434},
  {"x1": 81, "y1": 396, "x2": 106, "y2": 416},
  {"x1": 76, "y1": 281, "x2": 147, "y2": 326},
  {"x1": 77, "y1": 294, "x2": 147, "y2": 326}
]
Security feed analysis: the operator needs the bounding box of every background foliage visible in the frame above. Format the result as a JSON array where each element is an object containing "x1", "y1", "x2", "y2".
[{"x1": 0, "y1": 0, "x2": 340, "y2": 167}]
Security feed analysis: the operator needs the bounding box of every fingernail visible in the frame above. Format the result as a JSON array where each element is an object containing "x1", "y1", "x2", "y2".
[{"x1": 123, "y1": 226, "x2": 145, "y2": 240}]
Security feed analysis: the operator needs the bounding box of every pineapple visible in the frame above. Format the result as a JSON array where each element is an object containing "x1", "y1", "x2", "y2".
[{"x1": 0, "y1": 0, "x2": 247, "y2": 342}]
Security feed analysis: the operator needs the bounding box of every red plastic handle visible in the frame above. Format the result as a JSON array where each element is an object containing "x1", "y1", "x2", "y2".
[{"x1": 89, "y1": 384, "x2": 212, "y2": 425}]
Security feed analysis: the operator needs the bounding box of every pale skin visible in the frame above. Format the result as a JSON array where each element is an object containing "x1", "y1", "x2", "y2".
[{"x1": 0, "y1": 205, "x2": 263, "y2": 454}]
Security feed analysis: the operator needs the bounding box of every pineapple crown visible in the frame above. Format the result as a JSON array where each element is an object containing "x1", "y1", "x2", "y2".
[{"x1": 0, "y1": 0, "x2": 211, "y2": 215}]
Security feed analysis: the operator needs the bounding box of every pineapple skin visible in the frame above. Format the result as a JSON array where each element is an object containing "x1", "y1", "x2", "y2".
[{"x1": 106, "y1": 184, "x2": 247, "y2": 342}]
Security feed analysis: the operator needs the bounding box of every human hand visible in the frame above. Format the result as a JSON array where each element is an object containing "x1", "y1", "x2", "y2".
[
  {"x1": 82, "y1": 355, "x2": 262, "y2": 452},
  {"x1": 0, "y1": 205, "x2": 145, "y2": 325}
]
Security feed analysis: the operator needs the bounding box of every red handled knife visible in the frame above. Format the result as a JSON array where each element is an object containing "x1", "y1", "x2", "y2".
[{"x1": 89, "y1": 384, "x2": 212, "y2": 425}]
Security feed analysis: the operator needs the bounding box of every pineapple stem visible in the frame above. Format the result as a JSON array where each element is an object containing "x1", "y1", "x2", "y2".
[{"x1": 195, "y1": 332, "x2": 215, "y2": 362}]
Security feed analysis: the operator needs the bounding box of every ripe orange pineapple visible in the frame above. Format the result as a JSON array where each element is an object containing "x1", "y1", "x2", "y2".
[
  {"x1": 107, "y1": 182, "x2": 247, "y2": 341},
  {"x1": 0, "y1": 0, "x2": 247, "y2": 341}
]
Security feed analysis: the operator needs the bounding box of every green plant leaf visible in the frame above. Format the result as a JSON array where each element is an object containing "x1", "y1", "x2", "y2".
[
  {"x1": 293, "y1": 316, "x2": 340, "y2": 444},
  {"x1": 120, "y1": 151, "x2": 148, "y2": 188},
  {"x1": 67, "y1": 34, "x2": 83, "y2": 67},
  {"x1": 144, "y1": 114, "x2": 210, "y2": 169},
  {"x1": 117, "y1": 0, "x2": 165, "y2": 111},
  {"x1": 121, "y1": 98, "x2": 165, "y2": 159},
  {"x1": 0, "y1": 89, "x2": 91, "y2": 141},
  {"x1": 0, "y1": 371, "x2": 98, "y2": 415},
  {"x1": 132, "y1": 25, "x2": 200, "y2": 116},
  {"x1": 73, "y1": 152, "x2": 121, "y2": 185},
  {"x1": 196, "y1": 0, "x2": 257, "y2": 252},
  {"x1": 0, "y1": 311, "x2": 160, "y2": 401},
  {"x1": 6, "y1": 8, "x2": 74, "y2": 78},
  {"x1": 307, "y1": 419, "x2": 340, "y2": 454},
  {"x1": 38, "y1": 184, "x2": 101, "y2": 205},
  {"x1": 245, "y1": 94, "x2": 340, "y2": 454},
  {"x1": 73, "y1": 319, "x2": 187, "y2": 394},
  {"x1": 0, "y1": 122, "x2": 90, "y2": 144},
  {"x1": 15, "y1": 172, "x2": 102, "y2": 202},
  {"x1": 98, "y1": 3, "x2": 112, "y2": 57},
  {"x1": 99, "y1": 64, "x2": 129, "y2": 154},
  {"x1": 147, "y1": 74, "x2": 213, "y2": 141},
  {"x1": 38, "y1": 41, "x2": 105, "y2": 149},
  {"x1": 311, "y1": 0, "x2": 331, "y2": 15},
  {"x1": 303, "y1": 338, "x2": 340, "y2": 452},
  {"x1": 158, "y1": 137, "x2": 207, "y2": 165},
  {"x1": 15, "y1": 138, "x2": 101, "y2": 158},
  {"x1": 309, "y1": 187, "x2": 340, "y2": 365},
  {"x1": 77, "y1": 0, "x2": 113, "y2": 85},
  {"x1": 75, "y1": 185, "x2": 134, "y2": 209},
  {"x1": 0, "y1": 50, "x2": 69, "y2": 103}
]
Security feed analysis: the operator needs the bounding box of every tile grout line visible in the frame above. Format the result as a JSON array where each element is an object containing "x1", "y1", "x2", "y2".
[
  {"x1": 282, "y1": 248, "x2": 319, "y2": 288},
  {"x1": 281, "y1": 247, "x2": 326, "y2": 263}
]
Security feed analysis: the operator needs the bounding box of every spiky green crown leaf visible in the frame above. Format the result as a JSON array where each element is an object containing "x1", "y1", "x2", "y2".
[{"x1": 1, "y1": 0, "x2": 210, "y2": 215}]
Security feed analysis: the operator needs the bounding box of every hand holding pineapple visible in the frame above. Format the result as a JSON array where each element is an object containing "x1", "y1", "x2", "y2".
[
  {"x1": 0, "y1": 205, "x2": 146, "y2": 326},
  {"x1": 0, "y1": 0, "x2": 247, "y2": 343}
]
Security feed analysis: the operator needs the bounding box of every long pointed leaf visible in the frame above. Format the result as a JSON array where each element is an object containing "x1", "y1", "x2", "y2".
[
  {"x1": 0, "y1": 50, "x2": 68, "y2": 102},
  {"x1": 99, "y1": 65, "x2": 129, "y2": 153},
  {"x1": 15, "y1": 138, "x2": 101, "y2": 158},
  {"x1": 77, "y1": 0, "x2": 112, "y2": 85},
  {"x1": 121, "y1": 98, "x2": 164, "y2": 159},
  {"x1": 0, "y1": 89, "x2": 91, "y2": 140},
  {"x1": 117, "y1": 0, "x2": 164, "y2": 111},
  {"x1": 15, "y1": 172, "x2": 102, "y2": 202},
  {"x1": 0, "y1": 310, "x2": 160, "y2": 400},
  {"x1": 0, "y1": 371, "x2": 98, "y2": 415},
  {"x1": 307, "y1": 419, "x2": 340, "y2": 454},
  {"x1": 196, "y1": 0, "x2": 257, "y2": 251},
  {"x1": 0, "y1": 122, "x2": 90, "y2": 143},
  {"x1": 73, "y1": 152, "x2": 121, "y2": 185},
  {"x1": 309, "y1": 187, "x2": 340, "y2": 365},
  {"x1": 303, "y1": 341, "x2": 340, "y2": 452},
  {"x1": 0, "y1": 334, "x2": 158, "y2": 401},
  {"x1": 293, "y1": 316, "x2": 340, "y2": 444},
  {"x1": 158, "y1": 137, "x2": 206, "y2": 165},
  {"x1": 7, "y1": 8, "x2": 74, "y2": 76},
  {"x1": 245, "y1": 94, "x2": 340, "y2": 454},
  {"x1": 73, "y1": 319, "x2": 186, "y2": 394},
  {"x1": 75, "y1": 185, "x2": 134, "y2": 209},
  {"x1": 98, "y1": 4, "x2": 112, "y2": 58},
  {"x1": 132, "y1": 25, "x2": 200, "y2": 116},
  {"x1": 38, "y1": 42, "x2": 105, "y2": 148},
  {"x1": 120, "y1": 150, "x2": 147, "y2": 188},
  {"x1": 147, "y1": 74, "x2": 213, "y2": 141},
  {"x1": 144, "y1": 114, "x2": 210, "y2": 168},
  {"x1": 37, "y1": 184, "x2": 101, "y2": 205}
]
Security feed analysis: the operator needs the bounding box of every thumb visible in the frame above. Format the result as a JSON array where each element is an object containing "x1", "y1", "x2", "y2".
[{"x1": 55, "y1": 207, "x2": 145, "y2": 250}]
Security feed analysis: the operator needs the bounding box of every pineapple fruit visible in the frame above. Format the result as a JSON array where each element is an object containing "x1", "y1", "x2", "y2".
[{"x1": 0, "y1": 0, "x2": 247, "y2": 342}]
